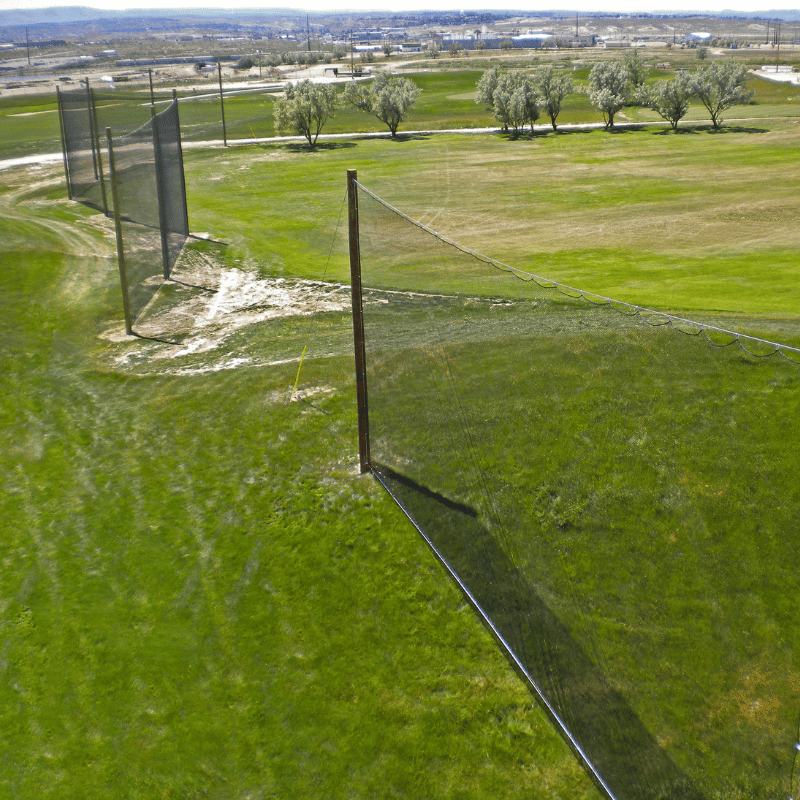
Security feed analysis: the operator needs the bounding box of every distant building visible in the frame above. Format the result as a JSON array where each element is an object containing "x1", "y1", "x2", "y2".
[{"x1": 512, "y1": 33, "x2": 553, "y2": 47}]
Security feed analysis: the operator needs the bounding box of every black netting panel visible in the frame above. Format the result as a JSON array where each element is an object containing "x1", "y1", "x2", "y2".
[
  {"x1": 58, "y1": 86, "x2": 104, "y2": 209},
  {"x1": 59, "y1": 88, "x2": 190, "y2": 329},
  {"x1": 112, "y1": 115, "x2": 162, "y2": 322},
  {"x1": 355, "y1": 181, "x2": 800, "y2": 800},
  {"x1": 152, "y1": 99, "x2": 189, "y2": 276}
]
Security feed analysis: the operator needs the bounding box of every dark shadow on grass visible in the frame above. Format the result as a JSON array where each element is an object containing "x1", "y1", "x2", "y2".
[
  {"x1": 284, "y1": 141, "x2": 357, "y2": 153},
  {"x1": 387, "y1": 132, "x2": 434, "y2": 142},
  {"x1": 372, "y1": 461, "x2": 705, "y2": 800},
  {"x1": 704, "y1": 125, "x2": 770, "y2": 135},
  {"x1": 168, "y1": 278, "x2": 218, "y2": 294},
  {"x1": 130, "y1": 330, "x2": 184, "y2": 345}
]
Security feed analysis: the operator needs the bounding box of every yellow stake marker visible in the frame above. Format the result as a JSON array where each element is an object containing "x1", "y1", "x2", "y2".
[{"x1": 291, "y1": 345, "x2": 308, "y2": 401}]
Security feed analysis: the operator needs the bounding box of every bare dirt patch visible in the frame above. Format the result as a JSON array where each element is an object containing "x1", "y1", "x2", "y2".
[{"x1": 99, "y1": 241, "x2": 352, "y2": 375}]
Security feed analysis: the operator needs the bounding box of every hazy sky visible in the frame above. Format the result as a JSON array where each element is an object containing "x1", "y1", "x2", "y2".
[{"x1": 1, "y1": 0, "x2": 797, "y2": 13}]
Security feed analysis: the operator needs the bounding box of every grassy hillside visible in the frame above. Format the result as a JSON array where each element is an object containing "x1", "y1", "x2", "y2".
[{"x1": 1, "y1": 78, "x2": 799, "y2": 798}]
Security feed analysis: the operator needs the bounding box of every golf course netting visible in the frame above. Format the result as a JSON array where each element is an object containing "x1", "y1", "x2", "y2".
[
  {"x1": 107, "y1": 99, "x2": 189, "y2": 322},
  {"x1": 58, "y1": 87, "x2": 189, "y2": 328},
  {"x1": 353, "y1": 180, "x2": 800, "y2": 800}
]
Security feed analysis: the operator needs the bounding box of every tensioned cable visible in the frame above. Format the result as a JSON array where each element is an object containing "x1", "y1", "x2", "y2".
[{"x1": 355, "y1": 180, "x2": 800, "y2": 366}]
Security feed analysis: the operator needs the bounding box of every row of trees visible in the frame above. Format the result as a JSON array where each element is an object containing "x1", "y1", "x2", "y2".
[
  {"x1": 273, "y1": 55, "x2": 752, "y2": 147},
  {"x1": 274, "y1": 74, "x2": 421, "y2": 146},
  {"x1": 476, "y1": 65, "x2": 574, "y2": 134},
  {"x1": 591, "y1": 57, "x2": 753, "y2": 130},
  {"x1": 478, "y1": 54, "x2": 753, "y2": 134}
]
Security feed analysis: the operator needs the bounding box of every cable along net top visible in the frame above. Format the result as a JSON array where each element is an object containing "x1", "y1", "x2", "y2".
[{"x1": 355, "y1": 180, "x2": 800, "y2": 800}]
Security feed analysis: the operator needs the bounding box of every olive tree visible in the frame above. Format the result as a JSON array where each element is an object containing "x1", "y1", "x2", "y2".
[
  {"x1": 343, "y1": 73, "x2": 421, "y2": 137},
  {"x1": 587, "y1": 60, "x2": 632, "y2": 129},
  {"x1": 534, "y1": 65, "x2": 573, "y2": 131},
  {"x1": 639, "y1": 72, "x2": 694, "y2": 130},
  {"x1": 691, "y1": 60, "x2": 753, "y2": 129},
  {"x1": 494, "y1": 74, "x2": 540, "y2": 135},
  {"x1": 475, "y1": 66, "x2": 500, "y2": 111},
  {"x1": 476, "y1": 68, "x2": 540, "y2": 135},
  {"x1": 426, "y1": 42, "x2": 440, "y2": 59},
  {"x1": 622, "y1": 48, "x2": 648, "y2": 89},
  {"x1": 273, "y1": 80, "x2": 338, "y2": 148}
]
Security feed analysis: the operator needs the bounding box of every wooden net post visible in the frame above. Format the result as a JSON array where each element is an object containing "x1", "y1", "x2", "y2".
[{"x1": 348, "y1": 169, "x2": 371, "y2": 474}]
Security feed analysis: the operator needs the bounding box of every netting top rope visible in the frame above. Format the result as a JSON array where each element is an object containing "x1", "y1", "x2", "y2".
[
  {"x1": 353, "y1": 178, "x2": 800, "y2": 800},
  {"x1": 355, "y1": 180, "x2": 800, "y2": 365}
]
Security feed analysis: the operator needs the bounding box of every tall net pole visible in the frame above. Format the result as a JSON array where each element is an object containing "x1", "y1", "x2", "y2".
[
  {"x1": 172, "y1": 90, "x2": 189, "y2": 238},
  {"x1": 89, "y1": 87, "x2": 109, "y2": 216},
  {"x1": 56, "y1": 87, "x2": 72, "y2": 200},
  {"x1": 151, "y1": 105, "x2": 171, "y2": 279},
  {"x1": 217, "y1": 62, "x2": 228, "y2": 147},
  {"x1": 106, "y1": 127, "x2": 133, "y2": 336},
  {"x1": 347, "y1": 169, "x2": 370, "y2": 473},
  {"x1": 84, "y1": 78, "x2": 100, "y2": 181}
]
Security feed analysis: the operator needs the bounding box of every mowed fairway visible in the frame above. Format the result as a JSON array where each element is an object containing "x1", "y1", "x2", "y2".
[{"x1": 1, "y1": 104, "x2": 799, "y2": 798}]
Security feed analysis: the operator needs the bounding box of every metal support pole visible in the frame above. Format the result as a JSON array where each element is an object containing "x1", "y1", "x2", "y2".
[
  {"x1": 148, "y1": 68, "x2": 155, "y2": 106},
  {"x1": 106, "y1": 128, "x2": 134, "y2": 336},
  {"x1": 151, "y1": 106, "x2": 171, "y2": 280},
  {"x1": 172, "y1": 89, "x2": 190, "y2": 237},
  {"x1": 347, "y1": 169, "x2": 371, "y2": 474},
  {"x1": 89, "y1": 87, "x2": 109, "y2": 216},
  {"x1": 84, "y1": 77, "x2": 99, "y2": 181},
  {"x1": 217, "y1": 61, "x2": 228, "y2": 147},
  {"x1": 56, "y1": 87, "x2": 72, "y2": 200}
]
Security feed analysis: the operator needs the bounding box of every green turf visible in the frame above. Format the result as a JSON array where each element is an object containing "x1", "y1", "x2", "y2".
[
  {"x1": 0, "y1": 159, "x2": 602, "y2": 797},
  {"x1": 2, "y1": 67, "x2": 800, "y2": 798}
]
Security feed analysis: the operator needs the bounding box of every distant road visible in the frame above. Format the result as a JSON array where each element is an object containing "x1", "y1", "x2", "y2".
[{"x1": 7, "y1": 114, "x2": 793, "y2": 173}]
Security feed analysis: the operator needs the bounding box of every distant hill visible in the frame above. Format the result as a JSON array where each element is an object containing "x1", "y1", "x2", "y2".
[
  {"x1": 0, "y1": 6, "x2": 309, "y2": 28},
  {"x1": 0, "y1": 6, "x2": 124, "y2": 26}
]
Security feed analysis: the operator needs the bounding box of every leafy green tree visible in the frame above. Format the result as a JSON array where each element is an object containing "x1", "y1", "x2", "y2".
[
  {"x1": 493, "y1": 73, "x2": 540, "y2": 135},
  {"x1": 534, "y1": 65, "x2": 573, "y2": 131},
  {"x1": 475, "y1": 66, "x2": 500, "y2": 111},
  {"x1": 273, "y1": 80, "x2": 338, "y2": 148},
  {"x1": 587, "y1": 60, "x2": 632, "y2": 128},
  {"x1": 426, "y1": 42, "x2": 440, "y2": 59},
  {"x1": 622, "y1": 48, "x2": 648, "y2": 89},
  {"x1": 343, "y1": 73, "x2": 421, "y2": 137},
  {"x1": 476, "y1": 68, "x2": 540, "y2": 134},
  {"x1": 691, "y1": 60, "x2": 753, "y2": 129},
  {"x1": 640, "y1": 72, "x2": 693, "y2": 130}
]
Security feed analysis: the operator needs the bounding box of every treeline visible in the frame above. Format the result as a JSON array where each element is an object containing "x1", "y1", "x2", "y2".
[{"x1": 477, "y1": 52, "x2": 754, "y2": 134}]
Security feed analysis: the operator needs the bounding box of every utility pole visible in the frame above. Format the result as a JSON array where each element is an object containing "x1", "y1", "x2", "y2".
[
  {"x1": 307, "y1": 15, "x2": 311, "y2": 52},
  {"x1": 25, "y1": 27, "x2": 31, "y2": 66}
]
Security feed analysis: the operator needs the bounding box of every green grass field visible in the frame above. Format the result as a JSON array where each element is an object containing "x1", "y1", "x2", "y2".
[{"x1": 1, "y1": 67, "x2": 799, "y2": 798}]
